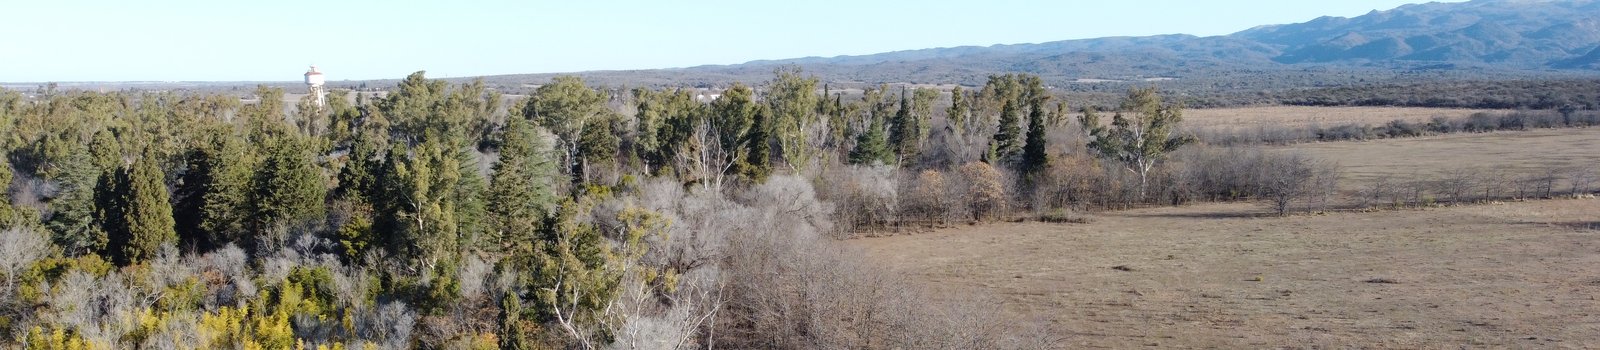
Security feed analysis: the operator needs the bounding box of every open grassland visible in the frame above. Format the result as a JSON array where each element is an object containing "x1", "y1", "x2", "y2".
[
  {"x1": 1183, "y1": 106, "x2": 1493, "y2": 131},
  {"x1": 854, "y1": 120, "x2": 1600, "y2": 348},
  {"x1": 1281, "y1": 127, "x2": 1600, "y2": 189},
  {"x1": 854, "y1": 199, "x2": 1600, "y2": 348}
]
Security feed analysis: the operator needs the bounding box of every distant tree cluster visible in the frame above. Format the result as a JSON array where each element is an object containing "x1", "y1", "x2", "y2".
[
  {"x1": 1277, "y1": 79, "x2": 1600, "y2": 110},
  {"x1": 1193, "y1": 109, "x2": 1600, "y2": 146}
]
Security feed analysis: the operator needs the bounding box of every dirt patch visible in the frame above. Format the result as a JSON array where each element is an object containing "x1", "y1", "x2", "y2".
[{"x1": 852, "y1": 199, "x2": 1600, "y2": 348}]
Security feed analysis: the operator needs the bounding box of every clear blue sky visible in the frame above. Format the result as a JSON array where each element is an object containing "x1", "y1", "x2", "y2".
[{"x1": 1, "y1": 0, "x2": 1456, "y2": 82}]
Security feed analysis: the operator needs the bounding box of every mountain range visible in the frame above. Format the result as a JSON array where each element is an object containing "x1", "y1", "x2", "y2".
[
  {"x1": 492, "y1": 0, "x2": 1600, "y2": 90},
  {"x1": 763, "y1": 0, "x2": 1600, "y2": 70}
]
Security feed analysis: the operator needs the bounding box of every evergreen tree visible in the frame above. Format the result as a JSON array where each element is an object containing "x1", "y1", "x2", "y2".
[
  {"x1": 450, "y1": 146, "x2": 488, "y2": 253},
  {"x1": 44, "y1": 136, "x2": 106, "y2": 256},
  {"x1": 711, "y1": 84, "x2": 758, "y2": 179},
  {"x1": 335, "y1": 126, "x2": 386, "y2": 204},
  {"x1": 888, "y1": 89, "x2": 919, "y2": 164},
  {"x1": 741, "y1": 106, "x2": 773, "y2": 182},
  {"x1": 849, "y1": 114, "x2": 893, "y2": 166},
  {"x1": 250, "y1": 136, "x2": 326, "y2": 237},
  {"x1": 1020, "y1": 96, "x2": 1051, "y2": 175},
  {"x1": 375, "y1": 141, "x2": 462, "y2": 270},
  {"x1": 989, "y1": 100, "x2": 1023, "y2": 164},
  {"x1": 174, "y1": 127, "x2": 255, "y2": 250},
  {"x1": 488, "y1": 116, "x2": 559, "y2": 255},
  {"x1": 87, "y1": 130, "x2": 122, "y2": 173},
  {"x1": 946, "y1": 86, "x2": 970, "y2": 134},
  {"x1": 576, "y1": 115, "x2": 621, "y2": 183},
  {"x1": 0, "y1": 156, "x2": 13, "y2": 225},
  {"x1": 112, "y1": 148, "x2": 177, "y2": 265}
]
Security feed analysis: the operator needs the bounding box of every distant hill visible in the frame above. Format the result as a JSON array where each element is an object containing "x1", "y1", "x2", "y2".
[
  {"x1": 462, "y1": 0, "x2": 1600, "y2": 93},
  {"x1": 1236, "y1": 0, "x2": 1600, "y2": 66}
]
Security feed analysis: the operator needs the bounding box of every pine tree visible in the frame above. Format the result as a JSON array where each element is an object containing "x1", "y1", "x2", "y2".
[
  {"x1": 87, "y1": 130, "x2": 122, "y2": 173},
  {"x1": 250, "y1": 136, "x2": 326, "y2": 237},
  {"x1": 849, "y1": 113, "x2": 893, "y2": 166},
  {"x1": 1021, "y1": 96, "x2": 1051, "y2": 175},
  {"x1": 488, "y1": 116, "x2": 559, "y2": 255},
  {"x1": 946, "y1": 86, "x2": 970, "y2": 135},
  {"x1": 498, "y1": 292, "x2": 531, "y2": 350},
  {"x1": 741, "y1": 106, "x2": 773, "y2": 182},
  {"x1": 888, "y1": 89, "x2": 919, "y2": 164},
  {"x1": 174, "y1": 127, "x2": 254, "y2": 250},
  {"x1": 113, "y1": 148, "x2": 177, "y2": 265},
  {"x1": 989, "y1": 100, "x2": 1023, "y2": 164},
  {"x1": 46, "y1": 141, "x2": 107, "y2": 256}
]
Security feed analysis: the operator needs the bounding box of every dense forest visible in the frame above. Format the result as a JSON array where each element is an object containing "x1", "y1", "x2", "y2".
[{"x1": 0, "y1": 68, "x2": 1475, "y2": 349}]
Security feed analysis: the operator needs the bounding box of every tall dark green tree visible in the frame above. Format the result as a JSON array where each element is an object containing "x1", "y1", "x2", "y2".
[
  {"x1": 711, "y1": 84, "x2": 760, "y2": 180},
  {"x1": 988, "y1": 100, "x2": 1023, "y2": 164},
  {"x1": 0, "y1": 156, "x2": 13, "y2": 225},
  {"x1": 110, "y1": 148, "x2": 177, "y2": 265},
  {"x1": 849, "y1": 113, "x2": 893, "y2": 166},
  {"x1": 577, "y1": 115, "x2": 621, "y2": 183},
  {"x1": 250, "y1": 136, "x2": 327, "y2": 238},
  {"x1": 887, "y1": 89, "x2": 920, "y2": 165},
  {"x1": 741, "y1": 106, "x2": 773, "y2": 182},
  {"x1": 488, "y1": 116, "x2": 559, "y2": 255},
  {"x1": 41, "y1": 134, "x2": 107, "y2": 256},
  {"x1": 374, "y1": 141, "x2": 463, "y2": 270},
  {"x1": 174, "y1": 126, "x2": 255, "y2": 250},
  {"x1": 1020, "y1": 95, "x2": 1051, "y2": 175},
  {"x1": 946, "y1": 86, "x2": 971, "y2": 135}
]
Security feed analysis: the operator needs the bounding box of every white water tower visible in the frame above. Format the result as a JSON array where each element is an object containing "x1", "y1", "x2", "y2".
[{"x1": 304, "y1": 65, "x2": 326, "y2": 108}]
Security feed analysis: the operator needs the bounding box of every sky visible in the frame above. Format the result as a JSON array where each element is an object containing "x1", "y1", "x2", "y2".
[{"x1": 1, "y1": 0, "x2": 1461, "y2": 82}]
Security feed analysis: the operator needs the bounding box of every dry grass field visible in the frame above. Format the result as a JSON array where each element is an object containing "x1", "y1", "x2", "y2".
[
  {"x1": 1280, "y1": 127, "x2": 1600, "y2": 187},
  {"x1": 1184, "y1": 106, "x2": 1493, "y2": 131},
  {"x1": 854, "y1": 199, "x2": 1600, "y2": 348},
  {"x1": 854, "y1": 118, "x2": 1600, "y2": 348}
]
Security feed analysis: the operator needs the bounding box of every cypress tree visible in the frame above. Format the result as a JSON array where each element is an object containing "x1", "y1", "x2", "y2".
[
  {"x1": 174, "y1": 127, "x2": 254, "y2": 250},
  {"x1": 488, "y1": 116, "x2": 559, "y2": 255},
  {"x1": 741, "y1": 106, "x2": 773, "y2": 182},
  {"x1": 1021, "y1": 97, "x2": 1051, "y2": 174},
  {"x1": 251, "y1": 136, "x2": 326, "y2": 237},
  {"x1": 114, "y1": 148, "x2": 177, "y2": 264}
]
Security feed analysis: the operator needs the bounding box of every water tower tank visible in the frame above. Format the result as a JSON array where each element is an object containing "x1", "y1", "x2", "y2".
[{"x1": 305, "y1": 65, "x2": 325, "y2": 86}]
